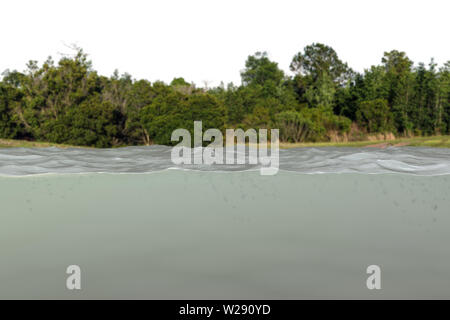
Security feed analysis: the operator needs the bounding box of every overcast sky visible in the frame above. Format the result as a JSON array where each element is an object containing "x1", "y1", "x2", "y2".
[{"x1": 1, "y1": 0, "x2": 449, "y2": 86}]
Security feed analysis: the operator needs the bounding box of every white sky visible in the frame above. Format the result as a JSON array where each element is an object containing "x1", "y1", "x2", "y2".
[{"x1": 1, "y1": 0, "x2": 449, "y2": 86}]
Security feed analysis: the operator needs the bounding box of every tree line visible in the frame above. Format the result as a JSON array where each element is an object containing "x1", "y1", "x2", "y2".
[{"x1": 0, "y1": 43, "x2": 449, "y2": 147}]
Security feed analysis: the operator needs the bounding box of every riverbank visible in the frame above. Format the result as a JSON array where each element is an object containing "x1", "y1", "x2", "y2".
[
  {"x1": 1, "y1": 135, "x2": 449, "y2": 149},
  {"x1": 0, "y1": 139, "x2": 81, "y2": 149},
  {"x1": 279, "y1": 135, "x2": 450, "y2": 149}
]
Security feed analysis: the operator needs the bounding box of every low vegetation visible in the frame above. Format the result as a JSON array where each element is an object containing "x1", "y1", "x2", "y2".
[
  {"x1": 280, "y1": 135, "x2": 450, "y2": 148},
  {"x1": 0, "y1": 138, "x2": 77, "y2": 148},
  {"x1": 1, "y1": 135, "x2": 449, "y2": 149}
]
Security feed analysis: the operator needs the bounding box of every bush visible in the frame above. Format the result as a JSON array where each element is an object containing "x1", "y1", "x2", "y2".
[
  {"x1": 140, "y1": 89, "x2": 226, "y2": 146},
  {"x1": 275, "y1": 108, "x2": 352, "y2": 142},
  {"x1": 356, "y1": 99, "x2": 394, "y2": 133}
]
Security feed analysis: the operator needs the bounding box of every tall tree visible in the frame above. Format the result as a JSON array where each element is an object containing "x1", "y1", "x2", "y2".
[
  {"x1": 290, "y1": 43, "x2": 352, "y2": 84},
  {"x1": 240, "y1": 51, "x2": 284, "y2": 88},
  {"x1": 381, "y1": 50, "x2": 414, "y2": 134},
  {"x1": 290, "y1": 43, "x2": 352, "y2": 111}
]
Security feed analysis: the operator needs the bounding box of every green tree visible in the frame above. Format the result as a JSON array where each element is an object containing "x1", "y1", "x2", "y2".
[
  {"x1": 381, "y1": 50, "x2": 414, "y2": 134},
  {"x1": 356, "y1": 99, "x2": 393, "y2": 133},
  {"x1": 0, "y1": 81, "x2": 23, "y2": 138},
  {"x1": 123, "y1": 79, "x2": 155, "y2": 145},
  {"x1": 437, "y1": 62, "x2": 450, "y2": 133},
  {"x1": 290, "y1": 43, "x2": 352, "y2": 84},
  {"x1": 290, "y1": 43, "x2": 352, "y2": 111},
  {"x1": 140, "y1": 87, "x2": 225, "y2": 146},
  {"x1": 241, "y1": 52, "x2": 284, "y2": 88}
]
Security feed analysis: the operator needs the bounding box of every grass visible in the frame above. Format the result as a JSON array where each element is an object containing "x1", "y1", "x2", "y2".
[
  {"x1": 0, "y1": 138, "x2": 78, "y2": 149},
  {"x1": 279, "y1": 135, "x2": 450, "y2": 149},
  {"x1": 1, "y1": 135, "x2": 449, "y2": 149}
]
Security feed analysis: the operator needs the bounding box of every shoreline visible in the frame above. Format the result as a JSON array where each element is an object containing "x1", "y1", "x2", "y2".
[
  {"x1": 278, "y1": 135, "x2": 450, "y2": 149},
  {"x1": 1, "y1": 135, "x2": 449, "y2": 149}
]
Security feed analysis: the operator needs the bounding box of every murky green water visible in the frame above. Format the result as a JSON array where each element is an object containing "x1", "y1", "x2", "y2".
[{"x1": 1, "y1": 171, "x2": 449, "y2": 299}]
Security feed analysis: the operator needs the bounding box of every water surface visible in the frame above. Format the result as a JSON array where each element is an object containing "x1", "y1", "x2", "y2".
[{"x1": 0, "y1": 147, "x2": 449, "y2": 299}]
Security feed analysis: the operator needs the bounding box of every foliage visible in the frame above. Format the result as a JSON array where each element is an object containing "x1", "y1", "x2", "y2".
[
  {"x1": 275, "y1": 108, "x2": 351, "y2": 142},
  {"x1": 356, "y1": 99, "x2": 393, "y2": 133},
  {"x1": 0, "y1": 45, "x2": 448, "y2": 147}
]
